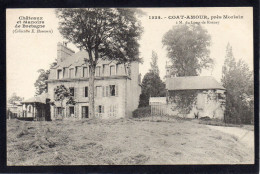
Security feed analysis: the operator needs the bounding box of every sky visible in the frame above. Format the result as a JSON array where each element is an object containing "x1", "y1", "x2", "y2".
[{"x1": 6, "y1": 7, "x2": 253, "y2": 100}]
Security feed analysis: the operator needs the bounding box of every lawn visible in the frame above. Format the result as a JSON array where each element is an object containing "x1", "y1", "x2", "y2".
[{"x1": 7, "y1": 118, "x2": 254, "y2": 165}]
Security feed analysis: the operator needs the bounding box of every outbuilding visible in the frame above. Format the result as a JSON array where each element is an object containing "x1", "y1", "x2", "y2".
[
  {"x1": 21, "y1": 93, "x2": 51, "y2": 121},
  {"x1": 165, "y1": 76, "x2": 226, "y2": 119}
]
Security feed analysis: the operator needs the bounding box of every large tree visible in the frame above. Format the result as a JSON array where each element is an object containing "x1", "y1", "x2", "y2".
[
  {"x1": 8, "y1": 93, "x2": 23, "y2": 104},
  {"x1": 56, "y1": 8, "x2": 143, "y2": 118},
  {"x1": 34, "y1": 69, "x2": 49, "y2": 95},
  {"x1": 138, "y1": 51, "x2": 165, "y2": 108},
  {"x1": 150, "y1": 50, "x2": 159, "y2": 75},
  {"x1": 162, "y1": 24, "x2": 213, "y2": 76},
  {"x1": 34, "y1": 61, "x2": 57, "y2": 96},
  {"x1": 221, "y1": 43, "x2": 254, "y2": 124}
]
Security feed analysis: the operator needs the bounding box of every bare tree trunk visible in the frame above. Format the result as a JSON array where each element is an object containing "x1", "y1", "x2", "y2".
[{"x1": 89, "y1": 65, "x2": 95, "y2": 118}]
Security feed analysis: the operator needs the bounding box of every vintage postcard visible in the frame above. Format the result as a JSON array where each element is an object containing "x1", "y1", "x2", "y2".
[{"x1": 6, "y1": 7, "x2": 254, "y2": 165}]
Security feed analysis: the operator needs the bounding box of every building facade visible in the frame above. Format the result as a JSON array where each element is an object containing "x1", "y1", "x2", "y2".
[
  {"x1": 21, "y1": 93, "x2": 51, "y2": 121},
  {"x1": 165, "y1": 76, "x2": 226, "y2": 119},
  {"x1": 47, "y1": 42, "x2": 141, "y2": 120},
  {"x1": 7, "y1": 101, "x2": 23, "y2": 119}
]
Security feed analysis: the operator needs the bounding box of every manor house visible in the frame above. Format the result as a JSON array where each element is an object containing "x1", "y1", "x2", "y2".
[{"x1": 46, "y1": 42, "x2": 141, "y2": 120}]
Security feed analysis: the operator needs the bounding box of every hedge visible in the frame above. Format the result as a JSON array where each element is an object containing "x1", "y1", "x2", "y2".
[{"x1": 132, "y1": 107, "x2": 151, "y2": 118}]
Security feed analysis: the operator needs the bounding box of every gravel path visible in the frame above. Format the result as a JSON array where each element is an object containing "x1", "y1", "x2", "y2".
[{"x1": 207, "y1": 125, "x2": 254, "y2": 150}]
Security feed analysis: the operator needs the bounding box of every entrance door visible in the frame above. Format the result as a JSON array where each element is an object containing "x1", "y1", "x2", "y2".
[{"x1": 82, "y1": 106, "x2": 89, "y2": 118}]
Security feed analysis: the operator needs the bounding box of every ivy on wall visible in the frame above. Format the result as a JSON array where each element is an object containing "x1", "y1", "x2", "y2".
[
  {"x1": 168, "y1": 90, "x2": 198, "y2": 116},
  {"x1": 168, "y1": 89, "x2": 226, "y2": 118}
]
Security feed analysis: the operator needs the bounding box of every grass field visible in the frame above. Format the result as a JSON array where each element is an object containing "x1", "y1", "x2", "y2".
[{"x1": 7, "y1": 118, "x2": 254, "y2": 165}]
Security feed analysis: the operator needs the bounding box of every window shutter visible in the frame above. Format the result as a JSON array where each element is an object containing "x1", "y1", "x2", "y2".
[
  {"x1": 95, "y1": 105, "x2": 98, "y2": 113},
  {"x1": 108, "y1": 86, "x2": 110, "y2": 97},
  {"x1": 74, "y1": 87, "x2": 77, "y2": 98},
  {"x1": 102, "y1": 86, "x2": 105, "y2": 97},
  {"x1": 95, "y1": 87, "x2": 97, "y2": 97},
  {"x1": 115, "y1": 85, "x2": 118, "y2": 97},
  {"x1": 74, "y1": 105, "x2": 77, "y2": 118},
  {"x1": 106, "y1": 86, "x2": 108, "y2": 97},
  {"x1": 102, "y1": 105, "x2": 104, "y2": 113}
]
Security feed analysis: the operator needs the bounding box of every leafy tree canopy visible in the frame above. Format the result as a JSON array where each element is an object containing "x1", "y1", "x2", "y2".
[
  {"x1": 34, "y1": 60, "x2": 57, "y2": 96},
  {"x1": 138, "y1": 72, "x2": 166, "y2": 108},
  {"x1": 56, "y1": 8, "x2": 144, "y2": 64},
  {"x1": 138, "y1": 51, "x2": 165, "y2": 108},
  {"x1": 34, "y1": 69, "x2": 49, "y2": 96},
  {"x1": 221, "y1": 43, "x2": 254, "y2": 124},
  {"x1": 54, "y1": 85, "x2": 76, "y2": 105},
  {"x1": 150, "y1": 50, "x2": 159, "y2": 75},
  {"x1": 8, "y1": 93, "x2": 23, "y2": 104},
  {"x1": 162, "y1": 24, "x2": 214, "y2": 76},
  {"x1": 56, "y1": 8, "x2": 144, "y2": 118}
]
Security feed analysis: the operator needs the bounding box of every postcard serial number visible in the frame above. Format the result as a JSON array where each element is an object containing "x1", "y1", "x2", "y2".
[{"x1": 148, "y1": 15, "x2": 243, "y2": 20}]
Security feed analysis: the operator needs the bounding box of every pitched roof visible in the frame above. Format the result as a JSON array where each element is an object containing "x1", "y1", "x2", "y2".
[
  {"x1": 52, "y1": 50, "x2": 117, "y2": 69},
  {"x1": 149, "y1": 97, "x2": 167, "y2": 104},
  {"x1": 60, "y1": 51, "x2": 89, "y2": 67},
  {"x1": 14, "y1": 101, "x2": 22, "y2": 106},
  {"x1": 166, "y1": 76, "x2": 225, "y2": 90},
  {"x1": 22, "y1": 93, "x2": 50, "y2": 104}
]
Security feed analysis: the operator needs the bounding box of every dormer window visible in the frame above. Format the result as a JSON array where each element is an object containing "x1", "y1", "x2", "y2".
[
  {"x1": 83, "y1": 67, "x2": 88, "y2": 77},
  {"x1": 57, "y1": 69, "x2": 62, "y2": 79},
  {"x1": 63, "y1": 68, "x2": 68, "y2": 78},
  {"x1": 75, "y1": 66, "x2": 80, "y2": 78},
  {"x1": 69, "y1": 68, "x2": 74, "y2": 78},
  {"x1": 110, "y1": 65, "x2": 115, "y2": 76},
  {"x1": 95, "y1": 67, "x2": 101, "y2": 77},
  {"x1": 103, "y1": 64, "x2": 109, "y2": 76}
]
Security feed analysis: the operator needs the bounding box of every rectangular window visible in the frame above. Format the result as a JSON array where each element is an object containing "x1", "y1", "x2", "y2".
[
  {"x1": 103, "y1": 64, "x2": 109, "y2": 76},
  {"x1": 95, "y1": 67, "x2": 101, "y2": 76},
  {"x1": 75, "y1": 67, "x2": 79, "y2": 77},
  {"x1": 83, "y1": 67, "x2": 88, "y2": 77},
  {"x1": 98, "y1": 105, "x2": 102, "y2": 113},
  {"x1": 110, "y1": 85, "x2": 115, "y2": 96},
  {"x1": 85, "y1": 87, "x2": 88, "y2": 97},
  {"x1": 110, "y1": 65, "x2": 115, "y2": 76},
  {"x1": 57, "y1": 69, "x2": 62, "y2": 79},
  {"x1": 69, "y1": 87, "x2": 74, "y2": 96},
  {"x1": 63, "y1": 68, "x2": 68, "y2": 78},
  {"x1": 109, "y1": 105, "x2": 117, "y2": 118},
  {"x1": 82, "y1": 106, "x2": 89, "y2": 118},
  {"x1": 97, "y1": 105, "x2": 104, "y2": 114},
  {"x1": 28, "y1": 105, "x2": 31, "y2": 113},
  {"x1": 69, "y1": 106, "x2": 74, "y2": 115},
  {"x1": 116, "y1": 64, "x2": 120, "y2": 75},
  {"x1": 96, "y1": 86, "x2": 102, "y2": 97},
  {"x1": 69, "y1": 68, "x2": 74, "y2": 78},
  {"x1": 57, "y1": 107, "x2": 62, "y2": 115}
]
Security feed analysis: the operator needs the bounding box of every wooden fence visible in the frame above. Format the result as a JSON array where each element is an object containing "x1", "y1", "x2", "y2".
[{"x1": 150, "y1": 104, "x2": 168, "y2": 116}]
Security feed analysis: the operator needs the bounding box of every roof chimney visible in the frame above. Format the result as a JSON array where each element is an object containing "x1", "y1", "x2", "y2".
[{"x1": 57, "y1": 42, "x2": 75, "y2": 63}]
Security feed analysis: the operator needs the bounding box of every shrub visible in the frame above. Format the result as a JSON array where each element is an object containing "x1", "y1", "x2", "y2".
[
  {"x1": 132, "y1": 107, "x2": 151, "y2": 118},
  {"x1": 199, "y1": 116, "x2": 211, "y2": 121}
]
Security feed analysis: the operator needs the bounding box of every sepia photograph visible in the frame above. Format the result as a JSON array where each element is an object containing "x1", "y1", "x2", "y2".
[{"x1": 6, "y1": 7, "x2": 254, "y2": 165}]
